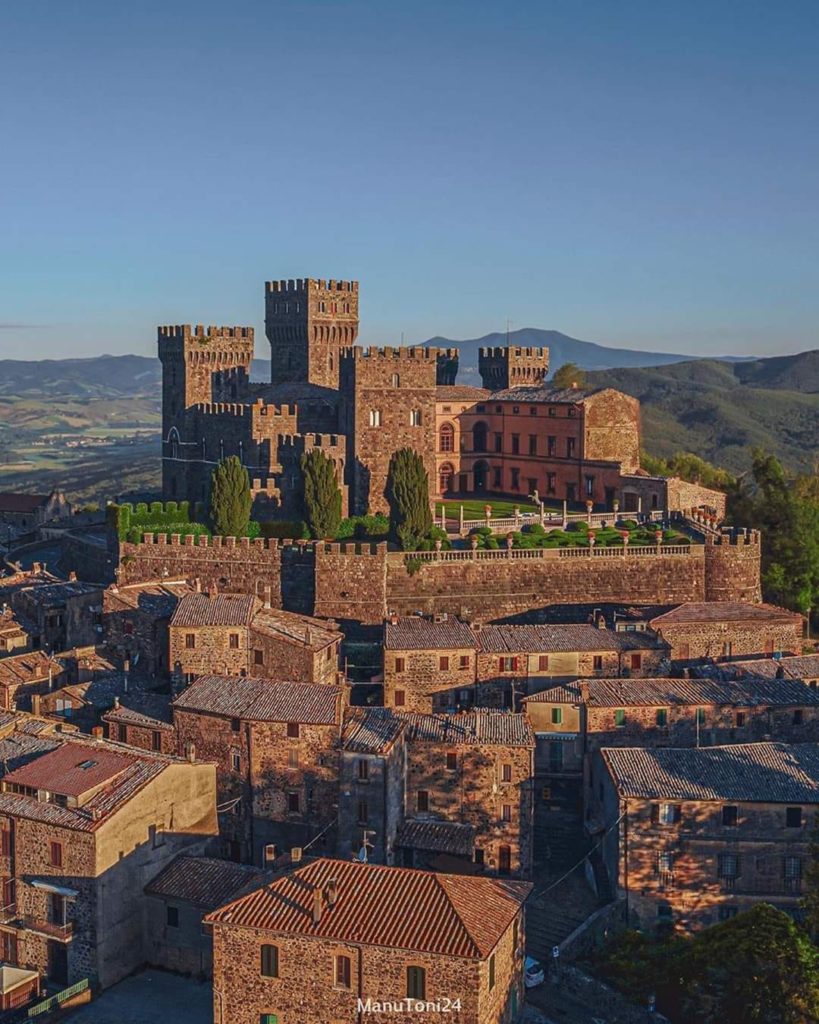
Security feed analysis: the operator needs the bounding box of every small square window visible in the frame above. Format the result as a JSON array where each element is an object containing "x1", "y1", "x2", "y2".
[
  {"x1": 439, "y1": 655, "x2": 450, "y2": 671},
  {"x1": 501, "y1": 763, "x2": 512, "y2": 783},
  {"x1": 287, "y1": 792, "x2": 300, "y2": 813},
  {"x1": 395, "y1": 657, "x2": 406, "y2": 673},
  {"x1": 166, "y1": 905, "x2": 179, "y2": 928},
  {"x1": 459, "y1": 655, "x2": 470, "y2": 670},
  {"x1": 185, "y1": 633, "x2": 195, "y2": 650},
  {"x1": 357, "y1": 759, "x2": 369, "y2": 781},
  {"x1": 286, "y1": 722, "x2": 300, "y2": 739},
  {"x1": 394, "y1": 689, "x2": 406, "y2": 707},
  {"x1": 417, "y1": 790, "x2": 429, "y2": 813},
  {"x1": 502, "y1": 804, "x2": 512, "y2": 822},
  {"x1": 538, "y1": 655, "x2": 549, "y2": 671},
  {"x1": 49, "y1": 841, "x2": 63, "y2": 868},
  {"x1": 229, "y1": 633, "x2": 240, "y2": 649},
  {"x1": 253, "y1": 649, "x2": 264, "y2": 665},
  {"x1": 446, "y1": 752, "x2": 457, "y2": 771},
  {"x1": 593, "y1": 655, "x2": 603, "y2": 671},
  {"x1": 722, "y1": 805, "x2": 738, "y2": 827},
  {"x1": 614, "y1": 709, "x2": 626, "y2": 728},
  {"x1": 551, "y1": 707, "x2": 562, "y2": 725},
  {"x1": 655, "y1": 709, "x2": 668, "y2": 727},
  {"x1": 786, "y1": 807, "x2": 803, "y2": 828}
]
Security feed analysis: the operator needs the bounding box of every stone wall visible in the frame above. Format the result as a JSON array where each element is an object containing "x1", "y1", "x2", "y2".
[
  {"x1": 313, "y1": 542, "x2": 388, "y2": 623},
  {"x1": 582, "y1": 389, "x2": 641, "y2": 475}
]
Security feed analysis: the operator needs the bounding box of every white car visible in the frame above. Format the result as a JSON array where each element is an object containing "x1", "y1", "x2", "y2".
[{"x1": 524, "y1": 956, "x2": 545, "y2": 988}]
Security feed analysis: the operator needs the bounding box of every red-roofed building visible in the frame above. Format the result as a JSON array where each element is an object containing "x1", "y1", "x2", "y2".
[{"x1": 205, "y1": 857, "x2": 531, "y2": 1024}]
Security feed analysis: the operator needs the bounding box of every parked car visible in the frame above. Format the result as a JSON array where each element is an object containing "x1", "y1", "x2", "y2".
[{"x1": 524, "y1": 956, "x2": 545, "y2": 988}]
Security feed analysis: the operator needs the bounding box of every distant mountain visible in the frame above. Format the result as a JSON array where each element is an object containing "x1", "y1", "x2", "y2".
[
  {"x1": 0, "y1": 354, "x2": 161, "y2": 398},
  {"x1": 584, "y1": 350, "x2": 819, "y2": 475},
  {"x1": 422, "y1": 328, "x2": 748, "y2": 386}
]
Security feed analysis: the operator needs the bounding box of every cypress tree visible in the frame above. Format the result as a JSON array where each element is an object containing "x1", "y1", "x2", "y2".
[
  {"x1": 209, "y1": 455, "x2": 252, "y2": 537},
  {"x1": 386, "y1": 447, "x2": 433, "y2": 551},
  {"x1": 301, "y1": 449, "x2": 342, "y2": 539}
]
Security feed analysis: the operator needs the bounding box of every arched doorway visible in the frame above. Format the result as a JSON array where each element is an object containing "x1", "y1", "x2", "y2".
[
  {"x1": 473, "y1": 460, "x2": 489, "y2": 492},
  {"x1": 439, "y1": 463, "x2": 454, "y2": 495},
  {"x1": 472, "y1": 421, "x2": 488, "y2": 453}
]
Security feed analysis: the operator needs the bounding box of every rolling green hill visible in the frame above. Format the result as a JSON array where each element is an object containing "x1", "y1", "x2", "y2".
[{"x1": 586, "y1": 350, "x2": 819, "y2": 475}]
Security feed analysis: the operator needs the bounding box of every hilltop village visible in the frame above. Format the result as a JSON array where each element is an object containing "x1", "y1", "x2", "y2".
[{"x1": 0, "y1": 278, "x2": 814, "y2": 1023}]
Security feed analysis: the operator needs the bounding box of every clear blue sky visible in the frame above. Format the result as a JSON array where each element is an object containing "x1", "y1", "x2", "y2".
[{"x1": 1, "y1": 0, "x2": 817, "y2": 360}]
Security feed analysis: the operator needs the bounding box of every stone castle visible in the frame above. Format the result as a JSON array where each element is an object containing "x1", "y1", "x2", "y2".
[{"x1": 160, "y1": 277, "x2": 718, "y2": 519}]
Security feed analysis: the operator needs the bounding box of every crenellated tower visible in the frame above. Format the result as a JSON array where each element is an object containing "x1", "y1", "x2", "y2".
[
  {"x1": 478, "y1": 346, "x2": 550, "y2": 391},
  {"x1": 265, "y1": 278, "x2": 359, "y2": 390}
]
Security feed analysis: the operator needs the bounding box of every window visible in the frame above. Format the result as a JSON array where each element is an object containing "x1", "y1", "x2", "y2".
[
  {"x1": 501, "y1": 763, "x2": 512, "y2": 783},
  {"x1": 528, "y1": 435, "x2": 537, "y2": 456},
  {"x1": 630, "y1": 653, "x2": 642, "y2": 671},
  {"x1": 500, "y1": 656, "x2": 518, "y2": 673},
  {"x1": 472, "y1": 422, "x2": 488, "y2": 452},
  {"x1": 592, "y1": 655, "x2": 603, "y2": 671},
  {"x1": 407, "y1": 966, "x2": 426, "y2": 999},
  {"x1": 546, "y1": 472, "x2": 557, "y2": 495},
  {"x1": 719, "y1": 853, "x2": 739, "y2": 879},
  {"x1": 785, "y1": 856, "x2": 802, "y2": 891},
  {"x1": 229, "y1": 633, "x2": 240, "y2": 649},
  {"x1": 260, "y1": 944, "x2": 279, "y2": 978},
  {"x1": 254, "y1": 649, "x2": 264, "y2": 666},
  {"x1": 395, "y1": 689, "x2": 406, "y2": 707},
  {"x1": 185, "y1": 633, "x2": 195, "y2": 650},
  {"x1": 439, "y1": 655, "x2": 450, "y2": 671},
  {"x1": 535, "y1": 654, "x2": 549, "y2": 671},
  {"x1": 446, "y1": 752, "x2": 457, "y2": 771},
  {"x1": 735, "y1": 711, "x2": 746, "y2": 728},
  {"x1": 566, "y1": 438, "x2": 576, "y2": 458},
  {"x1": 511, "y1": 468, "x2": 520, "y2": 490},
  {"x1": 0, "y1": 825, "x2": 11, "y2": 857},
  {"x1": 494, "y1": 433, "x2": 502, "y2": 453},
  {"x1": 286, "y1": 722, "x2": 300, "y2": 739},
  {"x1": 166, "y1": 905, "x2": 179, "y2": 928},
  {"x1": 502, "y1": 804, "x2": 512, "y2": 822},
  {"x1": 492, "y1": 467, "x2": 502, "y2": 488},
  {"x1": 722, "y1": 805, "x2": 738, "y2": 827},
  {"x1": 614, "y1": 709, "x2": 626, "y2": 728},
  {"x1": 409, "y1": 409, "x2": 422, "y2": 426},
  {"x1": 794, "y1": 709, "x2": 804, "y2": 726},
  {"x1": 653, "y1": 803, "x2": 681, "y2": 825},
  {"x1": 722, "y1": 641, "x2": 732, "y2": 658},
  {"x1": 368, "y1": 409, "x2": 381, "y2": 427},
  {"x1": 655, "y1": 709, "x2": 668, "y2": 727},
  {"x1": 498, "y1": 844, "x2": 512, "y2": 874},
  {"x1": 231, "y1": 749, "x2": 241, "y2": 773},
  {"x1": 585, "y1": 476, "x2": 595, "y2": 498},
  {"x1": 474, "y1": 848, "x2": 485, "y2": 866},
  {"x1": 489, "y1": 952, "x2": 496, "y2": 990},
  {"x1": 511, "y1": 435, "x2": 520, "y2": 455},
  {"x1": 459, "y1": 655, "x2": 470, "y2": 669},
  {"x1": 357, "y1": 759, "x2": 369, "y2": 781},
  {"x1": 551, "y1": 707, "x2": 562, "y2": 725},
  {"x1": 439, "y1": 423, "x2": 454, "y2": 452},
  {"x1": 678, "y1": 642, "x2": 690, "y2": 660},
  {"x1": 357, "y1": 798, "x2": 369, "y2": 824},
  {"x1": 49, "y1": 841, "x2": 63, "y2": 868},
  {"x1": 231, "y1": 717, "x2": 241, "y2": 732},
  {"x1": 288, "y1": 748, "x2": 299, "y2": 769},
  {"x1": 658, "y1": 851, "x2": 674, "y2": 875},
  {"x1": 438, "y1": 464, "x2": 454, "y2": 494},
  {"x1": 335, "y1": 954, "x2": 352, "y2": 989},
  {"x1": 696, "y1": 707, "x2": 706, "y2": 725},
  {"x1": 547, "y1": 436, "x2": 556, "y2": 457},
  {"x1": 786, "y1": 807, "x2": 803, "y2": 828},
  {"x1": 395, "y1": 657, "x2": 405, "y2": 673},
  {"x1": 287, "y1": 792, "x2": 300, "y2": 813},
  {"x1": 417, "y1": 790, "x2": 429, "y2": 812},
  {"x1": 391, "y1": 373, "x2": 400, "y2": 387},
  {"x1": 152, "y1": 730, "x2": 162, "y2": 752}
]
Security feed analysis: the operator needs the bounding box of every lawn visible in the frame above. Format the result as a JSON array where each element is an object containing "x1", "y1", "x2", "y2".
[{"x1": 436, "y1": 497, "x2": 544, "y2": 518}]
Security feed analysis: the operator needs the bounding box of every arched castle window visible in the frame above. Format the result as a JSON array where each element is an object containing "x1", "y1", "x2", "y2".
[
  {"x1": 410, "y1": 409, "x2": 422, "y2": 427},
  {"x1": 439, "y1": 423, "x2": 454, "y2": 453},
  {"x1": 369, "y1": 409, "x2": 382, "y2": 427},
  {"x1": 439, "y1": 464, "x2": 454, "y2": 494},
  {"x1": 472, "y1": 422, "x2": 488, "y2": 453},
  {"x1": 167, "y1": 428, "x2": 180, "y2": 460},
  {"x1": 391, "y1": 374, "x2": 400, "y2": 388}
]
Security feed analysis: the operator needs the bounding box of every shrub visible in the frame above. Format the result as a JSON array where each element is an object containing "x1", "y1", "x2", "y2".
[
  {"x1": 522, "y1": 522, "x2": 546, "y2": 536},
  {"x1": 259, "y1": 520, "x2": 310, "y2": 540}
]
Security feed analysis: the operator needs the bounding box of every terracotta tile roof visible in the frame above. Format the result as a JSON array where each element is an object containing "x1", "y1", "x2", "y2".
[
  {"x1": 490, "y1": 385, "x2": 595, "y2": 403},
  {"x1": 710, "y1": 655, "x2": 819, "y2": 681},
  {"x1": 476, "y1": 624, "x2": 662, "y2": 654},
  {"x1": 251, "y1": 608, "x2": 340, "y2": 650},
  {"x1": 342, "y1": 708, "x2": 405, "y2": 753},
  {"x1": 106, "y1": 581, "x2": 191, "y2": 618},
  {"x1": 170, "y1": 592, "x2": 257, "y2": 628},
  {"x1": 146, "y1": 855, "x2": 263, "y2": 909},
  {"x1": 650, "y1": 601, "x2": 802, "y2": 626},
  {"x1": 4, "y1": 742, "x2": 138, "y2": 797},
  {"x1": 396, "y1": 819, "x2": 475, "y2": 857},
  {"x1": 102, "y1": 693, "x2": 174, "y2": 729},
  {"x1": 385, "y1": 617, "x2": 476, "y2": 651},
  {"x1": 526, "y1": 676, "x2": 819, "y2": 708},
  {"x1": 205, "y1": 857, "x2": 530, "y2": 958},
  {"x1": 601, "y1": 742, "x2": 819, "y2": 803},
  {"x1": 17, "y1": 580, "x2": 101, "y2": 609},
  {"x1": 435, "y1": 385, "x2": 491, "y2": 403},
  {"x1": 173, "y1": 676, "x2": 342, "y2": 725},
  {"x1": 399, "y1": 710, "x2": 534, "y2": 748},
  {"x1": 0, "y1": 652, "x2": 62, "y2": 689},
  {"x1": 0, "y1": 493, "x2": 49, "y2": 513}
]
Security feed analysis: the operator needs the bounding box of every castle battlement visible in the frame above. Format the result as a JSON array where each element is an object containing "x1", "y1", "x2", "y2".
[
  {"x1": 192, "y1": 402, "x2": 251, "y2": 417},
  {"x1": 348, "y1": 346, "x2": 441, "y2": 361},
  {"x1": 253, "y1": 402, "x2": 297, "y2": 418},
  {"x1": 265, "y1": 278, "x2": 359, "y2": 294},
  {"x1": 158, "y1": 324, "x2": 254, "y2": 342},
  {"x1": 319, "y1": 541, "x2": 389, "y2": 556},
  {"x1": 479, "y1": 345, "x2": 548, "y2": 359},
  {"x1": 276, "y1": 432, "x2": 342, "y2": 449}
]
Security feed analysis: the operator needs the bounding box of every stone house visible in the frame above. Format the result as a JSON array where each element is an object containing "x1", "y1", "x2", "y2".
[
  {"x1": 0, "y1": 608, "x2": 33, "y2": 659},
  {"x1": 169, "y1": 591, "x2": 342, "y2": 685},
  {"x1": 338, "y1": 708, "x2": 406, "y2": 865},
  {"x1": 144, "y1": 854, "x2": 262, "y2": 978},
  {"x1": 649, "y1": 601, "x2": 803, "y2": 662},
  {"x1": 103, "y1": 579, "x2": 191, "y2": 677},
  {"x1": 525, "y1": 675, "x2": 819, "y2": 778},
  {"x1": 383, "y1": 615, "x2": 668, "y2": 713},
  {"x1": 204, "y1": 856, "x2": 531, "y2": 1024},
  {"x1": 0, "y1": 492, "x2": 71, "y2": 535},
  {"x1": 383, "y1": 616, "x2": 478, "y2": 712},
  {"x1": 0, "y1": 732, "x2": 217, "y2": 990},
  {"x1": 172, "y1": 675, "x2": 344, "y2": 866},
  {"x1": 10, "y1": 579, "x2": 102, "y2": 653},
  {"x1": 102, "y1": 694, "x2": 175, "y2": 754},
  {"x1": 0, "y1": 652, "x2": 64, "y2": 712},
  {"x1": 590, "y1": 741, "x2": 819, "y2": 931},
  {"x1": 703, "y1": 653, "x2": 819, "y2": 687},
  {"x1": 399, "y1": 711, "x2": 535, "y2": 878}
]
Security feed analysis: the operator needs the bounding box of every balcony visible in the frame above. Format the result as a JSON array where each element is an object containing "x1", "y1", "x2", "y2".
[{"x1": 0, "y1": 905, "x2": 72, "y2": 942}]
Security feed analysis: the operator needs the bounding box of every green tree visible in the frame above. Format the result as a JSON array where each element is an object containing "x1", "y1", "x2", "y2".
[
  {"x1": 386, "y1": 447, "x2": 433, "y2": 551},
  {"x1": 678, "y1": 904, "x2": 819, "y2": 1023},
  {"x1": 209, "y1": 455, "x2": 252, "y2": 537},
  {"x1": 301, "y1": 449, "x2": 342, "y2": 539},
  {"x1": 551, "y1": 362, "x2": 587, "y2": 389}
]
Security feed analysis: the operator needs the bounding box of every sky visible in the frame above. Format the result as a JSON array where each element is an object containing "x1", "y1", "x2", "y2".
[{"x1": 0, "y1": 0, "x2": 817, "y2": 361}]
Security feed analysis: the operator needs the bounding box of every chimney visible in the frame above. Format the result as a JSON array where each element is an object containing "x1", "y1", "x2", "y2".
[
  {"x1": 186, "y1": 743, "x2": 196, "y2": 763},
  {"x1": 194, "y1": 577, "x2": 202, "y2": 593},
  {"x1": 31, "y1": 694, "x2": 41, "y2": 716},
  {"x1": 570, "y1": 381, "x2": 578, "y2": 389},
  {"x1": 92, "y1": 725, "x2": 104, "y2": 739},
  {"x1": 113, "y1": 696, "x2": 120, "y2": 709},
  {"x1": 32, "y1": 562, "x2": 41, "y2": 574},
  {"x1": 388, "y1": 613, "x2": 398, "y2": 626},
  {"x1": 68, "y1": 571, "x2": 77, "y2": 582},
  {"x1": 312, "y1": 887, "x2": 323, "y2": 925},
  {"x1": 326, "y1": 878, "x2": 338, "y2": 907}
]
